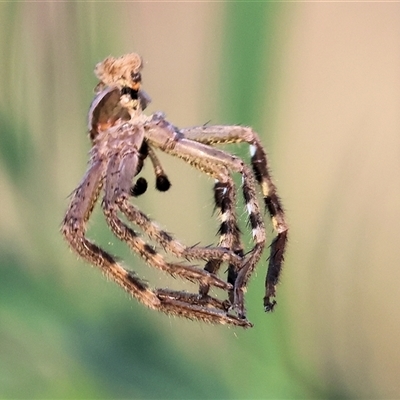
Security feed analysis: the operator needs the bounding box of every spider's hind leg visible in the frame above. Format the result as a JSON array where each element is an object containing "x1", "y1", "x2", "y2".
[{"x1": 249, "y1": 141, "x2": 288, "y2": 310}]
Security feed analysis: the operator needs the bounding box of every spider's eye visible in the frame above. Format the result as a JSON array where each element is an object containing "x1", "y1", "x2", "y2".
[
  {"x1": 131, "y1": 71, "x2": 141, "y2": 83},
  {"x1": 121, "y1": 86, "x2": 139, "y2": 100}
]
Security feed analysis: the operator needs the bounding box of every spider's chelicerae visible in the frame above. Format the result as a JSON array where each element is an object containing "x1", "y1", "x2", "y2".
[{"x1": 62, "y1": 53, "x2": 288, "y2": 328}]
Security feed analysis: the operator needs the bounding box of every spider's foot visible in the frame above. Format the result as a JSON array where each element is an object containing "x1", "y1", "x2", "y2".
[
  {"x1": 224, "y1": 314, "x2": 253, "y2": 328},
  {"x1": 198, "y1": 282, "x2": 210, "y2": 297},
  {"x1": 230, "y1": 290, "x2": 247, "y2": 320},
  {"x1": 236, "y1": 308, "x2": 248, "y2": 320},
  {"x1": 263, "y1": 297, "x2": 277, "y2": 312},
  {"x1": 264, "y1": 283, "x2": 277, "y2": 312},
  {"x1": 221, "y1": 299, "x2": 232, "y2": 312}
]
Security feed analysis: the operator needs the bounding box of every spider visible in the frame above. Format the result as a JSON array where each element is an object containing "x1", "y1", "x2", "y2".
[{"x1": 62, "y1": 53, "x2": 288, "y2": 328}]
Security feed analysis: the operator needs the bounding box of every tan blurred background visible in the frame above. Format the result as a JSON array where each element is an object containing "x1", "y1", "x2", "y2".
[
  {"x1": 0, "y1": 3, "x2": 399, "y2": 399},
  {"x1": 279, "y1": 5, "x2": 400, "y2": 397}
]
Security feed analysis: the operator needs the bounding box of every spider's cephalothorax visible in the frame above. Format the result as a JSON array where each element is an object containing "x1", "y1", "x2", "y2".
[{"x1": 62, "y1": 53, "x2": 288, "y2": 328}]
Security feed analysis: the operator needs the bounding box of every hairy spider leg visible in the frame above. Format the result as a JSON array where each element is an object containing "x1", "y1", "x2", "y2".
[
  {"x1": 145, "y1": 117, "x2": 267, "y2": 318},
  {"x1": 155, "y1": 288, "x2": 252, "y2": 327},
  {"x1": 156, "y1": 288, "x2": 252, "y2": 327},
  {"x1": 61, "y1": 138, "x2": 250, "y2": 327},
  {"x1": 61, "y1": 161, "x2": 161, "y2": 310},
  {"x1": 181, "y1": 126, "x2": 288, "y2": 311},
  {"x1": 199, "y1": 179, "x2": 244, "y2": 307},
  {"x1": 118, "y1": 197, "x2": 243, "y2": 271}
]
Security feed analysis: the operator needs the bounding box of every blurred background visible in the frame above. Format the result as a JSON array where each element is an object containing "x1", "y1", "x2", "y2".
[{"x1": 1, "y1": 2, "x2": 399, "y2": 399}]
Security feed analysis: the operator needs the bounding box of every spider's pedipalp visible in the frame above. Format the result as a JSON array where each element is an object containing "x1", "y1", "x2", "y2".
[
  {"x1": 130, "y1": 177, "x2": 148, "y2": 197},
  {"x1": 146, "y1": 145, "x2": 171, "y2": 191}
]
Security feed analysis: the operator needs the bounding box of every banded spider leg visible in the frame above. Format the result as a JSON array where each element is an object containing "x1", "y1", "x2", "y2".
[{"x1": 182, "y1": 125, "x2": 288, "y2": 312}]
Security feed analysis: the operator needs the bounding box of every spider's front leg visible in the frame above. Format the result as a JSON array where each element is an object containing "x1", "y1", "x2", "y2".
[{"x1": 182, "y1": 125, "x2": 289, "y2": 312}]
